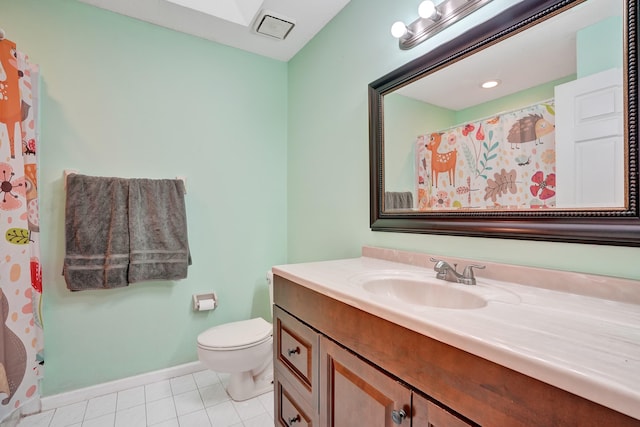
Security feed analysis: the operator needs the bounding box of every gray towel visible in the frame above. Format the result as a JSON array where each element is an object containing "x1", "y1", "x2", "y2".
[
  {"x1": 385, "y1": 191, "x2": 414, "y2": 210},
  {"x1": 63, "y1": 175, "x2": 130, "y2": 290},
  {"x1": 127, "y1": 179, "x2": 191, "y2": 283}
]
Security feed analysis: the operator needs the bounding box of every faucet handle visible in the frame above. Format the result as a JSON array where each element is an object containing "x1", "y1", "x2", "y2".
[{"x1": 461, "y1": 264, "x2": 485, "y2": 282}]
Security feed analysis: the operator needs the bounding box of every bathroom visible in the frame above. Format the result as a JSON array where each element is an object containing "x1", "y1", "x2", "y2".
[{"x1": 1, "y1": 0, "x2": 639, "y2": 426}]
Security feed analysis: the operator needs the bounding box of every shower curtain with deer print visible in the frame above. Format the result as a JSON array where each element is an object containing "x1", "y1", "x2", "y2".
[
  {"x1": 416, "y1": 100, "x2": 556, "y2": 210},
  {"x1": 0, "y1": 37, "x2": 43, "y2": 422}
]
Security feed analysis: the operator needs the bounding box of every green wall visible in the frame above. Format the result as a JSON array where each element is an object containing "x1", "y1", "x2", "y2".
[
  {"x1": 2, "y1": 0, "x2": 288, "y2": 395},
  {"x1": 287, "y1": 0, "x2": 639, "y2": 277},
  {"x1": 384, "y1": 93, "x2": 454, "y2": 193},
  {"x1": 578, "y1": 16, "x2": 623, "y2": 78}
]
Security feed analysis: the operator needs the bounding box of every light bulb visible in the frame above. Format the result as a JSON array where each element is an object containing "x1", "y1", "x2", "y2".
[
  {"x1": 481, "y1": 80, "x2": 500, "y2": 89},
  {"x1": 418, "y1": 1, "x2": 440, "y2": 20},
  {"x1": 391, "y1": 21, "x2": 408, "y2": 38}
]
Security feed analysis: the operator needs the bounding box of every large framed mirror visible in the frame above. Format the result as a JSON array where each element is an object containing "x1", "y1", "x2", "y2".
[{"x1": 369, "y1": 0, "x2": 640, "y2": 246}]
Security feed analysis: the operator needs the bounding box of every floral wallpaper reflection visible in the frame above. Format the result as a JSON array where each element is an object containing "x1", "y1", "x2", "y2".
[{"x1": 416, "y1": 100, "x2": 556, "y2": 210}]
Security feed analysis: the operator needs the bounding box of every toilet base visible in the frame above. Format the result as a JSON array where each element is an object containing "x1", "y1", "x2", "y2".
[{"x1": 226, "y1": 359, "x2": 274, "y2": 401}]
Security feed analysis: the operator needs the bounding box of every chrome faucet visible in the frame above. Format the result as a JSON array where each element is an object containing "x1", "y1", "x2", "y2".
[{"x1": 430, "y1": 257, "x2": 485, "y2": 286}]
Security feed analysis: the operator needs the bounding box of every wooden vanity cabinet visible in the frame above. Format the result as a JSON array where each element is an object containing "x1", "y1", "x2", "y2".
[
  {"x1": 274, "y1": 287, "x2": 473, "y2": 426},
  {"x1": 273, "y1": 275, "x2": 640, "y2": 427}
]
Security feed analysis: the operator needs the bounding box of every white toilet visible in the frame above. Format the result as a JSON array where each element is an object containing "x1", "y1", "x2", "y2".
[{"x1": 196, "y1": 274, "x2": 274, "y2": 401}]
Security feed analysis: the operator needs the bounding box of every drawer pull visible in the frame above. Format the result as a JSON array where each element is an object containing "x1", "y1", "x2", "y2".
[
  {"x1": 391, "y1": 409, "x2": 407, "y2": 424},
  {"x1": 287, "y1": 414, "x2": 301, "y2": 425},
  {"x1": 287, "y1": 346, "x2": 300, "y2": 356}
]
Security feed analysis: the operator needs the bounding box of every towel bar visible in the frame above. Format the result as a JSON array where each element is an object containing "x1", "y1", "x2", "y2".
[
  {"x1": 63, "y1": 170, "x2": 187, "y2": 193},
  {"x1": 63, "y1": 169, "x2": 78, "y2": 191}
]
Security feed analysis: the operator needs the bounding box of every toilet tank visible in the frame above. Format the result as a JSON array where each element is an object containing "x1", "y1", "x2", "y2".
[{"x1": 267, "y1": 270, "x2": 274, "y2": 315}]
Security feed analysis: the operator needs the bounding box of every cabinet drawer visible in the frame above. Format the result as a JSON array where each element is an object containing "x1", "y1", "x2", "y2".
[
  {"x1": 274, "y1": 305, "x2": 319, "y2": 406},
  {"x1": 280, "y1": 326, "x2": 310, "y2": 380},
  {"x1": 275, "y1": 374, "x2": 318, "y2": 427}
]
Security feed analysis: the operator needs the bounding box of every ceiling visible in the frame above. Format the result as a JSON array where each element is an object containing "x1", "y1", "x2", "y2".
[
  {"x1": 76, "y1": 0, "x2": 351, "y2": 62},
  {"x1": 396, "y1": 0, "x2": 621, "y2": 111}
]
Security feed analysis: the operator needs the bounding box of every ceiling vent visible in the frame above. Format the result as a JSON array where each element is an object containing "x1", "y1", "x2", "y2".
[{"x1": 253, "y1": 10, "x2": 295, "y2": 40}]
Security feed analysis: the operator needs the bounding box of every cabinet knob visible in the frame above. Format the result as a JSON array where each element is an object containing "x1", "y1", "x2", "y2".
[
  {"x1": 287, "y1": 346, "x2": 300, "y2": 356},
  {"x1": 391, "y1": 409, "x2": 407, "y2": 424},
  {"x1": 287, "y1": 414, "x2": 301, "y2": 425}
]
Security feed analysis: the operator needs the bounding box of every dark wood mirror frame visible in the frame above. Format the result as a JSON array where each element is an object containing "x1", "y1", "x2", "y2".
[{"x1": 369, "y1": 0, "x2": 640, "y2": 246}]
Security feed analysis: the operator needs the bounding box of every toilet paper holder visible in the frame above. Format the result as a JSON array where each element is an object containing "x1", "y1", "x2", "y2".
[{"x1": 193, "y1": 292, "x2": 218, "y2": 311}]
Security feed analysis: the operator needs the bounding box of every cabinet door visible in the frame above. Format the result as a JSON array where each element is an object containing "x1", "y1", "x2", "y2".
[
  {"x1": 320, "y1": 337, "x2": 411, "y2": 427},
  {"x1": 412, "y1": 392, "x2": 474, "y2": 427}
]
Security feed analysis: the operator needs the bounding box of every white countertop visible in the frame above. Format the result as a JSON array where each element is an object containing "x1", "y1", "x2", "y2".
[{"x1": 272, "y1": 256, "x2": 640, "y2": 420}]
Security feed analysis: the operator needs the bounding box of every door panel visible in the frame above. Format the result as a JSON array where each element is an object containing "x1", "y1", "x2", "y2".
[
  {"x1": 555, "y1": 67, "x2": 624, "y2": 208},
  {"x1": 320, "y1": 337, "x2": 411, "y2": 427},
  {"x1": 412, "y1": 392, "x2": 474, "y2": 427}
]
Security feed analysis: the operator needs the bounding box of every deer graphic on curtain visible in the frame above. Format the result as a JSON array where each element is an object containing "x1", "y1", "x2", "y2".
[{"x1": 0, "y1": 36, "x2": 43, "y2": 422}]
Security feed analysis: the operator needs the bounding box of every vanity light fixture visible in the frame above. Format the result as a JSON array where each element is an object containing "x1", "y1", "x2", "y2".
[
  {"x1": 391, "y1": 0, "x2": 494, "y2": 50},
  {"x1": 481, "y1": 79, "x2": 500, "y2": 89}
]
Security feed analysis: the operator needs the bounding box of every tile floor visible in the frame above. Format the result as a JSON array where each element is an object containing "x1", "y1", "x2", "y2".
[{"x1": 17, "y1": 370, "x2": 274, "y2": 427}]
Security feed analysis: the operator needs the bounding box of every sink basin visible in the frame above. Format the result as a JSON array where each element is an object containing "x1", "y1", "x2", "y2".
[{"x1": 360, "y1": 277, "x2": 487, "y2": 309}]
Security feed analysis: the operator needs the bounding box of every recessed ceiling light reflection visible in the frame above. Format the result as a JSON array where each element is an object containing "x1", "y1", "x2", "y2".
[{"x1": 481, "y1": 80, "x2": 501, "y2": 89}]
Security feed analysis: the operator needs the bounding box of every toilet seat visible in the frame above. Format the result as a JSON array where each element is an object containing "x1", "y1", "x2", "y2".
[{"x1": 197, "y1": 317, "x2": 272, "y2": 351}]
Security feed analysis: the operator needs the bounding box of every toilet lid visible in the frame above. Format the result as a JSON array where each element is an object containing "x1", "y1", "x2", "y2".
[{"x1": 197, "y1": 317, "x2": 272, "y2": 351}]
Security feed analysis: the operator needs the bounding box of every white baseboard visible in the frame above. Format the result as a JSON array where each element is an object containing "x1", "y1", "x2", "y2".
[{"x1": 41, "y1": 361, "x2": 206, "y2": 411}]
